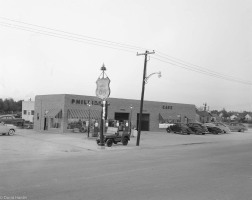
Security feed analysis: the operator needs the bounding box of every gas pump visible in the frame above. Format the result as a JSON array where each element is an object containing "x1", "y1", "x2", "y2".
[
  {"x1": 93, "y1": 120, "x2": 99, "y2": 137},
  {"x1": 124, "y1": 120, "x2": 130, "y2": 134}
]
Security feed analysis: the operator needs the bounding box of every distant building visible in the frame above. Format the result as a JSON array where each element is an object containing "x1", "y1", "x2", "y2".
[
  {"x1": 210, "y1": 113, "x2": 222, "y2": 122},
  {"x1": 22, "y1": 100, "x2": 35, "y2": 122},
  {"x1": 196, "y1": 110, "x2": 212, "y2": 123},
  {"x1": 230, "y1": 114, "x2": 238, "y2": 121},
  {"x1": 244, "y1": 113, "x2": 252, "y2": 121}
]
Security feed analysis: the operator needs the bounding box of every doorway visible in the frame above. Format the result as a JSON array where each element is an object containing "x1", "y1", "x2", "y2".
[
  {"x1": 44, "y1": 117, "x2": 48, "y2": 130},
  {"x1": 114, "y1": 112, "x2": 129, "y2": 122}
]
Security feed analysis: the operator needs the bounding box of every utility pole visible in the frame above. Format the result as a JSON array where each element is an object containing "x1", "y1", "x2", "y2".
[
  {"x1": 136, "y1": 50, "x2": 155, "y2": 146},
  {"x1": 203, "y1": 102, "x2": 207, "y2": 111}
]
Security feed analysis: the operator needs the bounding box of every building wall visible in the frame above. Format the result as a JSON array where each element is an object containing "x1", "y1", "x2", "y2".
[
  {"x1": 22, "y1": 101, "x2": 35, "y2": 122},
  {"x1": 106, "y1": 97, "x2": 196, "y2": 131},
  {"x1": 34, "y1": 94, "x2": 65, "y2": 133},
  {"x1": 34, "y1": 94, "x2": 196, "y2": 133}
]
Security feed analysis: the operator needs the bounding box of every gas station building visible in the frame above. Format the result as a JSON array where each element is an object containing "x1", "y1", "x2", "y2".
[{"x1": 34, "y1": 94, "x2": 196, "y2": 133}]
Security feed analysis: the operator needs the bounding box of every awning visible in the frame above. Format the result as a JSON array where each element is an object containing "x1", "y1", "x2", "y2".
[
  {"x1": 67, "y1": 109, "x2": 101, "y2": 120},
  {"x1": 45, "y1": 109, "x2": 62, "y2": 118},
  {"x1": 159, "y1": 113, "x2": 164, "y2": 122},
  {"x1": 159, "y1": 113, "x2": 178, "y2": 122}
]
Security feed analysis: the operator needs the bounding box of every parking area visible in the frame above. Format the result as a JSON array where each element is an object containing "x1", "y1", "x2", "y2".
[{"x1": 1, "y1": 128, "x2": 252, "y2": 163}]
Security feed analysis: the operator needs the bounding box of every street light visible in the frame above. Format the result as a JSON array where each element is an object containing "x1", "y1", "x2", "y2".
[
  {"x1": 87, "y1": 103, "x2": 91, "y2": 137},
  {"x1": 136, "y1": 66, "x2": 161, "y2": 146},
  {"x1": 129, "y1": 105, "x2": 133, "y2": 135},
  {"x1": 145, "y1": 71, "x2": 161, "y2": 84}
]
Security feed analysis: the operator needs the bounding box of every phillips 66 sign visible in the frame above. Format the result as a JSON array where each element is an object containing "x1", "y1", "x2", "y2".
[{"x1": 96, "y1": 77, "x2": 111, "y2": 100}]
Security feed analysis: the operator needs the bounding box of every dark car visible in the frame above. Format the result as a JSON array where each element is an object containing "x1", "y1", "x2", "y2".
[
  {"x1": 167, "y1": 123, "x2": 194, "y2": 135},
  {"x1": 96, "y1": 127, "x2": 130, "y2": 147},
  {"x1": 187, "y1": 123, "x2": 209, "y2": 135},
  {"x1": 0, "y1": 115, "x2": 25, "y2": 127},
  {"x1": 204, "y1": 123, "x2": 223, "y2": 134}
]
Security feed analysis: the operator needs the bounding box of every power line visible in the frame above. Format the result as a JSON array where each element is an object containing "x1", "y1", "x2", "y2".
[
  {"x1": 0, "y1": 17, "x2": 251, "y2": 86},
  {"x1": 151, "y1": 56, "x2": 252, "y2": 85},
  {"x1": 0, "y1": 17, "x2": 148, "y2": 52},
  {"x1": 155, "y1": 51, "x2": 248, "y2": 81},
  {"x1": 0, "y1": 20, "x2": 138, "y2": 53}
]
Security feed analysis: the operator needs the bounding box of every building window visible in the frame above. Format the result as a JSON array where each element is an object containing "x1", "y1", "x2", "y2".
[
  {"x1": 49, "y1": 117, "x2": 62, "y2": 128},
  {"x1": 23, "y1": 110, "x2": 27, "y2": 115},
  {"x1": 31, "y1": 110, "x2": 34, "y2": 115}
]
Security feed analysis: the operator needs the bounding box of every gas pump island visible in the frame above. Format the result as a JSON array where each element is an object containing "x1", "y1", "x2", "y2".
[{"x1": 95, "y1": 64, "x2": 111, "y2": 147}]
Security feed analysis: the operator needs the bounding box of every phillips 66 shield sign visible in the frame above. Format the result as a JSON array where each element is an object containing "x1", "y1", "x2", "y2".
[{"x1": 96, "y1": 77, "x2": 111, "y2": 100}]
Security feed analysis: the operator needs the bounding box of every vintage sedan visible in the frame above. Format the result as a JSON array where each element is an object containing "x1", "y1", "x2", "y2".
[
  {"x1": 167, "y1": 123, "x2": 194, "y2": 135},
  {"x1": 0, "y1": 115, "x2": 25, "y2": 127},
  {"x1": 227, "y1": 122, "x2": 248, "y2": 132},
  {"x1": 187, "y1": 123, "x2": 209, "y2": 135},
  {"x1": 213, "y1": 122, "x2": 231, "y2": 133},
  {"x1": 204, "y1": 123, "x2": 223, "y2": 134},
  {"x1": 0, "y1": 122, "x2": 16, "y2": 136}
]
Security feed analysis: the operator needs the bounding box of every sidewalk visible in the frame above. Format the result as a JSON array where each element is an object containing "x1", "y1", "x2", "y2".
[{"x1": 14, "y1": 128, "x2": 252, "y2": 152}]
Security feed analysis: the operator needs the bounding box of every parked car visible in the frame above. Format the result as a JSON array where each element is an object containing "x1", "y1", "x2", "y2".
[
  {"x1": 212, "y1": 122, "x2": 231, "y2": 133},
  {"x1": 204, "y1": 123, "x2": 223, "y2": 134},
  {"x1": 167, "y1": 123, "x2": 194, "y2": 135},
  {"x1": 96, "y1": 127, "x2": 130, "y2": 147},
  {"x1": 0, "y1": 122, "x2": 16, "y2": 136},
  {"x1": 0, "y1": 115, "x2": 25, "y2": 127},
  {"x1": 226, "y1": 122, "x2": 248, "y2": 132},
  {"x1": 187, "y1": 123, "x2": 209, "y2": 135}
]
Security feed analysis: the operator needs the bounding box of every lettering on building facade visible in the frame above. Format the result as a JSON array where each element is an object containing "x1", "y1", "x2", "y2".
[
  {"x1": 71, "y1": 99, "x2": 102, "y2": 106},
  {"x1": 162, "y1": 105, "x2": 173, "y2": 110}
]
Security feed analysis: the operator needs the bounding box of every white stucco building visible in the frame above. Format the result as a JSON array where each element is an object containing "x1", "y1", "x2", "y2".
[{"x1": 22, "y1": 100, "x2": 35, "y2": 122}]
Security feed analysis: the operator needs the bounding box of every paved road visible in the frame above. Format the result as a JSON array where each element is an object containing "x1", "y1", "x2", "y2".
[{"x1": 1, "y1": 130, "x2": 252, "y2": 200}]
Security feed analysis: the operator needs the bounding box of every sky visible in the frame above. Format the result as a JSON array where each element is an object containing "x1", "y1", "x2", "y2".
[{"x1": 0, "y1": 0, "x2": 251, "y2": 112}]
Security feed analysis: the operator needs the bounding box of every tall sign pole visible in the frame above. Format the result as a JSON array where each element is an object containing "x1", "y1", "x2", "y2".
[
  {"x1": 96, "y1": 64, "x2": 111, "y2": 148},
  {"x1": 136, "y1": 50, "x2": 155, "y2": 146}
]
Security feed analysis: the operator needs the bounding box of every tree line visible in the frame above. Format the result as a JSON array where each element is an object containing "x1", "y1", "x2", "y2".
[{"x1": 0, "y1": 98, "x2": 22, "y2": 114}]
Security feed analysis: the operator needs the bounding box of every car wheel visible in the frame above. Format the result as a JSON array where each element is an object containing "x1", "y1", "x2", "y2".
[
  {"x1": 8, "y1": 129, "x2": 15, "y2": 136},
  {"x1": 96, "y1": 139, "x2": 100, "y2": 145},
  {"x1": 122, "y1": 137, "x2": 128, "y2": 146},
  {"x1": 106, "y1": 139, "x2": 113, "y2": 147},
  {"x1": 166, "y1": 128, "x2": 171, "y2": 133}
]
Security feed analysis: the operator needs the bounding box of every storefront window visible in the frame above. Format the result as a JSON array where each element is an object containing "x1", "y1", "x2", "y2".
[
  {"x1": 50, "y1": 117, "x2": 62, "y2": 128},
  {"x1": 67, "y1": 118, "x2": 87, "y2": 130},
  {"x1": 67, "y1": 118, "x2": 100, "y2": 133},
  {"x1": 49, "y1": 111, "x2": 62, "y2": 129}
]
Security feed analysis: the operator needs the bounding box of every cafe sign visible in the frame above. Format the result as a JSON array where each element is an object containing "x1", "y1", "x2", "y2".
[{"x1": 96, "y1": 77, "x2": 111, "y2": 100}]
